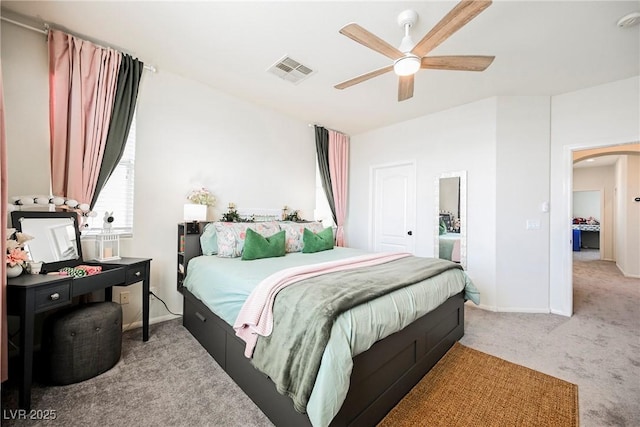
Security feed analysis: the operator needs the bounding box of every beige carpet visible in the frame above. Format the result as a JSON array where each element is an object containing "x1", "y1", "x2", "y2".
[{"x1": 379, "y1": 342, "x2": 579, "y2": 427}]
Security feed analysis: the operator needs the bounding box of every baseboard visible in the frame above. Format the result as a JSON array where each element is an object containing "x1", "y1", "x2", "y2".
[
  {"x1": 467, "y1": 303, "x2": 552, "y2": 314},
  {"x1": 123, "y1": 313, "x2": 181, "y2": 331},
  {"x1": 467, "y1": 302, "x2": 497, "y2": 312},
  {"x1": 496, "y1": 307, "x2": 550, "y2": 314},
  {"x1": 616, "y1": 262, "x2": 640, "y2": 278},
  {"x1": 550, "y1": 308, "x2": 572, "y2": 317}
]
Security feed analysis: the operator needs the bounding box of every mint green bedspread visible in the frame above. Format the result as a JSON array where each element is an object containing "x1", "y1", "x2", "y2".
[{"x1": 184, "y1": 247, "x2": 479, "y2": 427}]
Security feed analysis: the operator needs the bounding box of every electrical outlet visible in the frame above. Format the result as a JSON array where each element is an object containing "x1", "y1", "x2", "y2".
[
  {"x1": 120, "y1": 291, "x2": 130, "y2": 305},
  {"x1": 150, "y1": 287, "x2": 158, "y2": 300}
]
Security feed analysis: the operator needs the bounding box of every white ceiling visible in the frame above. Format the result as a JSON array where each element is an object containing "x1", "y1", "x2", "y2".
[
  {"x1": 2, "y1": 1, "x2": 639, "y2": 135},
  {"x1": 574, "y1": 155, "x2": 621, "y2": 168}
]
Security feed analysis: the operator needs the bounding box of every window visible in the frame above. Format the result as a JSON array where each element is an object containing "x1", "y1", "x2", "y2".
[
  {"x1": 314, "y1": 159, "x2": 335, "y2": 228},
  {"x1": 86, "y1": 114, "x2": 136, "y2": 235}
]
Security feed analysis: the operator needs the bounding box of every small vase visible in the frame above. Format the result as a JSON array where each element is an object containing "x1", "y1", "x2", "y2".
[{"x1": 7, "y1": 264, "x2": 23, "y2": 278}]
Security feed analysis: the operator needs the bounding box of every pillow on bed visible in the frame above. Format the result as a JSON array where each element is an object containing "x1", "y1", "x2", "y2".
[
  {"x1": 439, "y1": 219, "x2": 447, "y2": 235},
  {"x1": 279, "y1": 221, "x2": 325, "y2": 252},
  {"x1": 215, "y1": 221, "x2": 281, "y2": 258},
  {"x1": 200, "y1": 222, "x2": 218, "y2": 255},
  {"x1": 241, "y1": 228, "x2": 286, "y2": 260},
  {"x1": 302, "y1": 227, "x2": 334, "y2": 253}
]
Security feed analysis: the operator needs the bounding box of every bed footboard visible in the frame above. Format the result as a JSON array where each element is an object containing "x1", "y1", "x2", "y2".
[{"x1": 183, "y1": 289, "x2": 464, "y2": 427}]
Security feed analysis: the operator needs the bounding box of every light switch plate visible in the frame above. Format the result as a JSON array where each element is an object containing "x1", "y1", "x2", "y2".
[{"x1": 526, "y1": 220, "x2": 541, "y2": 230}]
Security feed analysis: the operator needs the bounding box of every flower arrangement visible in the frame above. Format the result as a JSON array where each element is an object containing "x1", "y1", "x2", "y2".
[
  {"x1": 282, "y1": 206, "x2": 304, "y2": 222},
  {"x1": 6, "y1": 229, "x2": 33, "y2": 267},
  {"x1": 283, "y1": 210, "x2": 304, "y2": 222},
  {"x1": 186, "y1": 187, "x2": 216, "y2": 206}
]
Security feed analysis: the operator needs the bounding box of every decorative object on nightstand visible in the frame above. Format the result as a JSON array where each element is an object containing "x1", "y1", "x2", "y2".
[
  {"x1": 282, "y1": 206, "x2": 304, "y2": 222},
  {"x1": 103, "y1": 211, "x2": 114, "y2": 230},
  {"x1": 94, "y1": 211, "x2": 120, "y2": 261},
  {"x1": 6, "y1": 227, "x2": 33, "y2": 278},
  {"x1": 184, "y1": 187, "x2": 216, "y2": 221},
  {"x1": 94, "y1": 232, "x2": 121, "y2": 261},
  {"x1": 221, "y1": 202, "x2": 243, "y2": 222}
]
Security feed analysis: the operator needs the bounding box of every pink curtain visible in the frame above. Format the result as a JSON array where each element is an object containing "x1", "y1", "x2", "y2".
[
  {"x1": 1, "y1": 61, "x2": 8, "y2": 382},
  {"x1": 49, "y1": 30, "x2": 121, "y2": 206},
  {"x1": 328, "y1": 130, "x2": 349, "y2": 247}
]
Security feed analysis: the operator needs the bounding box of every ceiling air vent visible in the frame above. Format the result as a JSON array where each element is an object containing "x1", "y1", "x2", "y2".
[{"x1": 267, "y1": 56, "x2": 314, "y2": 84}]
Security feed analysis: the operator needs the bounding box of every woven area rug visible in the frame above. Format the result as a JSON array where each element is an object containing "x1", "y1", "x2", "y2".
[{"x1": 378, "y1": 343, "x2": 579, "y2": 427}]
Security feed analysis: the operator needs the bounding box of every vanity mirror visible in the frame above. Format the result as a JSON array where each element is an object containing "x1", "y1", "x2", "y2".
[
  {"x1": 11, "y1": 210, "x2": 83, "y2": 273},
  {"x1": 434, "y1": 171, "x2": 467, "y2": 269}
]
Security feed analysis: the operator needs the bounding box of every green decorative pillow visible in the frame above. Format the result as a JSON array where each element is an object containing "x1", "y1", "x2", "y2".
[
  {"x1": 302, "y1": 227, "x2": 334, "y2": 253},
  {"x1": 241, "y1": 228, "x2": 286, "y2": 261},
  {"x1": 439, "y1": 219, "x2": 447, "y2": 235}
]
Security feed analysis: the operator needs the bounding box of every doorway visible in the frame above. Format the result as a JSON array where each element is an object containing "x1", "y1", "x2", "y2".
[
  {"x1": 571, "y1": 189, "x2": 603, "y2": 262},
  {"x1": 566, "y1": 144, "x2": 639, "y2": 315}
]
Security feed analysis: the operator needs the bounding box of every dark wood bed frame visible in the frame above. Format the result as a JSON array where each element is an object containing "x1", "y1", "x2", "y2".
[{"x1": 182, "y1": 288, "x2": 465, "y2": 426}]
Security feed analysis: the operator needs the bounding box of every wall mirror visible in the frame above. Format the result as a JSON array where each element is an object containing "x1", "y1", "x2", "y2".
[
  {"x1": 11, "y1": 210, "x2": 83, "y2": 272},
  {"x1": 434, "y1": 171, "x2": 467, "y2": 269}
]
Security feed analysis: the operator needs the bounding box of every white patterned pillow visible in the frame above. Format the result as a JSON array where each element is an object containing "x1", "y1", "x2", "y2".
[
  {"x1": 200, "y1": 222, "x2": 218, "y2": 255},
  {"x1": 214, "y1": 221, "x2": 281, "y2": 258},
  {"x1": 278, "y1": 221, "x2": 325, "y2": 253}
]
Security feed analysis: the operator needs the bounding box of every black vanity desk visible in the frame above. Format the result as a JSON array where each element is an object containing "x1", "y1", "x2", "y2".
[{"x1": 6, "y1": 257, "x2": 152, "y2": 410}]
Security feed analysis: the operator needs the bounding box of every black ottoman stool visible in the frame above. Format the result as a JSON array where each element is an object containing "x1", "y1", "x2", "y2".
[{"x1": 43, "y1": 302, "x2": 122, "y2": 385}]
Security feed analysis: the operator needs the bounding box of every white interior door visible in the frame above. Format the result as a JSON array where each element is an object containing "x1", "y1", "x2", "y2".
[{"x1": 371, "y1": 162, "x2": 416, "y2": 254}]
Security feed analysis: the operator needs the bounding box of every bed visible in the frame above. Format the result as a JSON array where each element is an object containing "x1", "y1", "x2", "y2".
[
  {"x1": 181, "y1": 221, "x2": 479, "y2": 427},
  {"x1": 439, "y1": 232, "x2": 461, "y2": 263}
]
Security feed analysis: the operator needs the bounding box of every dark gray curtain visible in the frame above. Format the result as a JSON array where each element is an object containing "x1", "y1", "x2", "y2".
[
  {"x1": 314, "y1": 125, "x2": 336, "y2": 223},
  {"x1": 90, "y1": 54, "x2": 143, "y2": 209}
]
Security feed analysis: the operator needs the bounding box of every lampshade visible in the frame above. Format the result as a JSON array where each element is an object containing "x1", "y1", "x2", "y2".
[{"x1": 393, "y1": 55, "x2": 421, "y2": 76}]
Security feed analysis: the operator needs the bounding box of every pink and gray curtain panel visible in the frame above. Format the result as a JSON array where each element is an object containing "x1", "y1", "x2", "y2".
[
  {"x1": 1, "y1": 61, "x2": 9, "y2": 382},
  {"x1": 48, "y1": 30, "x2": 143, "y2": 212},
  {"x1": 328, "y1": 130, "x2": 349, "y2": 247},
  {"x1": 49, "y1": 29, "x2": 121, "y2": 208},
  {"x1": 314, "y1": 126, "x2": 350, "y2": 247}
]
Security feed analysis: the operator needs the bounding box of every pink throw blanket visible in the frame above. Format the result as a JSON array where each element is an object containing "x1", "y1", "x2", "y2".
[{"x1": 233, "y1": 252, "x2": 411, "y2": 357}]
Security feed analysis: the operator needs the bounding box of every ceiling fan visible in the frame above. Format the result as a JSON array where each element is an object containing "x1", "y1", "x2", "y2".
[{"x1": 334, "y1": 0, "x2": 495, "y2": 102}]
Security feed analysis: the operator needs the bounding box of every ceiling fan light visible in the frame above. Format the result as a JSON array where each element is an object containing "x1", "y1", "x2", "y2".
[{"x1": 393, "y1": 55, "x2": 421, "y2": 76}]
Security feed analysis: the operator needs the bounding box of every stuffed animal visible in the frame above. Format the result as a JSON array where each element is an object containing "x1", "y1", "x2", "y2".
[{"x1": 103, "y1": 211, "x2": 114, "y2": 231}]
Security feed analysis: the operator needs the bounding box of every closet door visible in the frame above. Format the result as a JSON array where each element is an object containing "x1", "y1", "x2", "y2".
[{"x1": 371, "y1": 161, "x2": 416, "y2": 254}]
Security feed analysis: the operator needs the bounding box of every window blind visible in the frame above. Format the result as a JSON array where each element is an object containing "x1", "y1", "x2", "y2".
[{"x1": 86, "y1": 115, "x2": 136, "y2": 235}]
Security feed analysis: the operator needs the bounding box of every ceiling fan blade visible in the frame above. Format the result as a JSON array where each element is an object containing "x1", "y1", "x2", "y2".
[
  {"x1": 398, "y1": 75, "x2": 414, "y2": 102},
  {"x1": 334, "y1": 65, "x2": 394, "y2": 90},
  {"x1": 421, "y1": 55, "x2": 495, "y2": 71},
  {"x1": 411, "y1": 0, "x2": 492, "y2": 58},
  {"x1": 339, "y1": 23, "x2": 404, "y2": 61}
]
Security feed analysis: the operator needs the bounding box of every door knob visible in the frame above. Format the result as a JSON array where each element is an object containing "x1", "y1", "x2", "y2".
[{"x1": 407, "y1": 231, "x2": 413, "y2": 236}]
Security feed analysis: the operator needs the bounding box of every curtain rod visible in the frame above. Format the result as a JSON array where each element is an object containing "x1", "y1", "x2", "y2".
[
  {"x1": 1, "y1": 15, "x2": 156, "y2": 73},
  {"x1": 308, "y1": 123, "x2": 346, "y2": 135}
]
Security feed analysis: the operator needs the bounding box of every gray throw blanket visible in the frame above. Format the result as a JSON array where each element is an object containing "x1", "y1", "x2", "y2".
[{"x1": 250, "y1": 256, "x2": 462, "y2": 413}]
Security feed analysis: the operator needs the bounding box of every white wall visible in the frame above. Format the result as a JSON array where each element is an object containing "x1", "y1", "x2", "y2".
[
  {"x1": 2, "y1": 23, "x2": 50, "y2": 196},
  {"x1": 572, "y1": 190, "x2": 600, "y2": 220},
  {"x1": 573, "y1": 166, "x2": 615, "y2": 260},
  {"x1": 133, "y1": 70, "x2": 315, "y2": 322},
  {"x1": 495, "y1": 97, "x2": 551, "y2": 312},
  {"x1": 550, "y1": 76, "x2": 640, "y2": 315},
  {"x1": 350, "y1": 82, "x2": 639, "y2": 316},
  {"x1": 348, "y1": 98, "x2": 499, "y2": 310},
  {"x1": 2, "y1": 24, "x2": 316, "y2": 325},
  {"x1": 615, "y1": 155, "x2": 640, "y2": 278}
]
